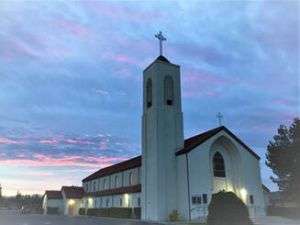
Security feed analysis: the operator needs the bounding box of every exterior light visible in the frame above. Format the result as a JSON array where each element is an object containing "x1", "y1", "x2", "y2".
[
  {"x1": 124, "y1": 194, "x2": 129, "y2": 207},
  {"x1": 240, "y1": 188, "x2": 248, "y2": 203},
  {"x1": 88, "y1": 198, "x2": 93, "y2": 207},
  {"x1": 68, "y1": 199, "x2": 75, "y2": 205}
]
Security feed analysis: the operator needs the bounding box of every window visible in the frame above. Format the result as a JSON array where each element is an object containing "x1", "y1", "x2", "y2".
[
  {"x1": 213, "y1": 152, "x2": 226, "y2": 177},
  {"x1": 137, "y1": 197, "x2": 141, "y2": 207},
  {"x1": 164, "y1": 76, "x2": 174, "y2": 106},
  {"x1": 120, "y1": 198, "x2": 123, "y2": 207},
  {"x1": 146, "y1": 79, "x2": 152, "y2": 108},
  {"x1": 192, "y1": 196, "x2": 202, "y2": 204},
  {"x1": 103, "y1": 179, "x2": 106, "y2": 190},
  {"x1": 129, "y1": 172, "x2": 133, "y2": 186},
  {"x1": 115, "y1": 176, "x2": 119, "y2": 188},
  {"x1": 203, "y1": 194, "x2": 208, "y2": 204},
  {"x1": 250, "y1": 195, "x2": 254, "y2": 204},
  {"x1": 93, "y1": 181, "x2": 96, "y2": 192},
  {"x1": 106, "y1": 198, "x2": 109, "y2": 207}
]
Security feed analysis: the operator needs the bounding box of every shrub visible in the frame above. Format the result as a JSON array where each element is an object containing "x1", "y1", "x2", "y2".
[
  {"x1": 267, "y1": 206, "x2": 300, "y2": 219},
  {"x1": 86, "y1": 207, "x2": 141, "y2": 219},
  {"x1": 207, "y1": 191, "x2": 253, "y2": 225},
  {"x1": 46, "y1": 207, "x2": 59, "y2": 215},
  {"x1": 169, "y1": 210, "x2": 180, "y2": 221},
  {"x1": 79, "y1": 208, "x2": 86, "y2": 215}
]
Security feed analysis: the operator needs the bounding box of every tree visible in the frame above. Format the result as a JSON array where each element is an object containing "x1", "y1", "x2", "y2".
[{"x1": 266, "y1": 118, "x2": 300, "y2": 205}]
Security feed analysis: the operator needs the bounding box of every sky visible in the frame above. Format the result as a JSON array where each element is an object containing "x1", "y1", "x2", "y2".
[{"x1": 0, "y1": 0, "x2": 299, "y2": 196}]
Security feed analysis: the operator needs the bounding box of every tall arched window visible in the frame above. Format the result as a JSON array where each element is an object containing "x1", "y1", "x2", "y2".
[
  {"x1": 164, "y1": 76, "x2": 174, "y2": 105},
  {"x1": 213, "y1": 152, "x2": 226, "y2": 177},
  {"x1": 146, "y1": 78, "x2": 152, "y2": 108}
]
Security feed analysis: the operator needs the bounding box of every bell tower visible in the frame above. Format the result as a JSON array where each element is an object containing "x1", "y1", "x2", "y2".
[{"x1": 141, "y1": 32, "x2": 184, "y2": 221}]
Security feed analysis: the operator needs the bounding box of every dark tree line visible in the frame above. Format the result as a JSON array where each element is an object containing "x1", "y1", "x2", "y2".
[
  {"x1": 0, "y1": 192, "x2": 43, "y2": 213},
  {"x1": 266, "y1": 118, "x2": 300, "y2": 206}
]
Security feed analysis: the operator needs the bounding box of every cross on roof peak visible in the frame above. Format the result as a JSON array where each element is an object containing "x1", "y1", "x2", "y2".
[
  {"x1": 216, "y1": 112, "x2": 224, "y2": 126},
  {"x1": 155, "y1": 31, "x2": 167, "y2": 56}
]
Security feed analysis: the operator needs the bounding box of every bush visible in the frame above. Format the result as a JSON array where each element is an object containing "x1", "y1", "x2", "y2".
[
  {"x1": 267, "y1": 206, "x2": 300, "y2": 219},
  {"x1": 46, "y1": 207, "x2": 59, "y2": 215},
  {"x1": 169, "y1": 210, "x2": 180, "y2": 221},
  {"x1": 86, "y1": 207, "x2": 141, "y2": 219},
  {"x1": 207, "y1": 191, "x2": 253, "y2": 225},
  {"x1": 79, "y1": 208, "x2": 86, "y2": 215}
]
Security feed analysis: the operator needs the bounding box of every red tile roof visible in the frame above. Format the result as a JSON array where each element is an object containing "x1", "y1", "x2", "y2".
[
  {"x1": 45, "y1": 190, "x2": 62, "y2": 200},
  {"x1": 82, "y1": 127, "x2": 260, "y2": 183},
  {"x1": 82, "y1": 156, "x2": 141, "y2": 182},
  {"x1": 61, "y1": 186, "x2": 84, "y2": 199},
  {"x1": 85, "y1": 184, "x2": 141, "y2": 197},
  {"x1": 176, "y1": 126, "x2": 260, "y2": 160}
]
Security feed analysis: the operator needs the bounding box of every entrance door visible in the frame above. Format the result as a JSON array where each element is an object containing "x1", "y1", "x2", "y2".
[{"x1": 68, "y1": 205, "x2": 75, "y2": 216}]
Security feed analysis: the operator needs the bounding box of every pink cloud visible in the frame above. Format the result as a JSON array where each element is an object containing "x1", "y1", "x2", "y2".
[
  {"x1": 0, "y1": 137, "x2": 24, "y2": 145},
  {"x1": 273, "y1": 98, "x2": 294, "y2": 107},
  {"x1": 181, "y1": 68, "x2": 232, "y2": 98},
  {"x1": 0, "y1": 154, "x2": 127, "y2": 169},
  {"x1": 53, "y1": 19, "x2": 91, "y2": 38},
  {"x1": 39, "y1": 139, "x2": 59, "y2": 145},
  {"x1": 83, "y1": 2, "x2": 165, "y2": 23}
]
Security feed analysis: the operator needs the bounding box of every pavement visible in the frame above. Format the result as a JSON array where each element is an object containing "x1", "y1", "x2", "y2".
[
  {"x1": 0, "y1": 214, "x2": 300, "y2": 225},
  {"x1": 0, "y1": 214, "x2": 162, "y2": 225},
  {"x1": 254, "y1": 216, "x2": 300, "y2": 225}
]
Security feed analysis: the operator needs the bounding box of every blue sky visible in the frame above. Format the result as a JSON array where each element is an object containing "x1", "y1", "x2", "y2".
[{"x1": 0, "y1": 0, "x2": 299, "y2": 195}]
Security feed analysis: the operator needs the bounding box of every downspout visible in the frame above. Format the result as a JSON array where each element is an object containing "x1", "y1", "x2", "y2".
[{"x1": 185, "y1": 154, "x2": 191, "y2": 221}]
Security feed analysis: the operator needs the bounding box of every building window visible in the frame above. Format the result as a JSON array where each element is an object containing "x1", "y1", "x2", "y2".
[
  {"x1": 103, "y1": 179, "x2": 106, "y2": 190},
  {"x1": 120, "y1": 198, "x2": 123, "y2": 207},
  {"x1": 146, "y1": 78, "x2": 152, "y2": 108},
  {"x1": 164, "y1": 76, "x2": 174, "y2": 106},
  {"x1": 250, "y1": 195, "x2": 254, "y2": 204},
  {"x1": 137, "y1": 197, "x2": 141, "y2": 207},
  {"x1": 106, "y1": 198, "x2": 109, "y2": 207},
  {"x1": 129, "y1": 172, "x2": 133, "y2": 186},
  {"x1": 203, "y1": 194, "x2": 208, "y2": 204},
  {"x1": 192, "y1": 196, "x2": 202, "y2": 204},
  {"x1": 93, "y1": 181, "x2": 96, "y2": 192},
  {"x1": 213, "y1": 152, "x2": 226, "y2": 177},
  {"x1": 115, "y1": 176, "x2": 119, "y2": 188}
]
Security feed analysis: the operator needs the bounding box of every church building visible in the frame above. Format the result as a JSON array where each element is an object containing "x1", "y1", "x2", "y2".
[{"x1": 44, "y1": 32, "x2": 266, "y2": 222}]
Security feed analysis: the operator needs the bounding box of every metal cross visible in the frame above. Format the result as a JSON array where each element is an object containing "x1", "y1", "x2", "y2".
[
  {"x1": 217, "y1": 112, "x2": 224, "y2": 126},
  {"x1": 155, "y1": 31, "x2": 167, "y2": 56}
]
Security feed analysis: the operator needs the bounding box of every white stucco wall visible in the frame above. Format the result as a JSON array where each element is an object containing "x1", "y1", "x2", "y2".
[
  {"x1": 43, "y1": 196, "x2": 64, "y2": 215},
  {"x1": 183, "y1": 130, "x2": 266, "y2": 221}
]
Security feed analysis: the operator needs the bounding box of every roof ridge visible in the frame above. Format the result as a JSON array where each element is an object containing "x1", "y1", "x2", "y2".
[{"x1": 82, "y1": 155, "x2": 141, "y2": 182}]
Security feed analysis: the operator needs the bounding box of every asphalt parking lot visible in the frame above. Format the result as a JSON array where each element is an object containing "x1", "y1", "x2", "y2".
[{"x1": 0, "y1": 215, "x2": 162, "y2": 225}]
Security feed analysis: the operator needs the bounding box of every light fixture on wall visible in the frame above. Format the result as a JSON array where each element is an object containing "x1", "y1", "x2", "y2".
[
  {"x1": 68, "y1": 199, "x2": 75, "y2": 206},
  {"x1": 240, "y1": 188, "x2": 248, "y2": 203},
  {"x1": 124, "y1": 193, "x2": 130, "y2": 207}
]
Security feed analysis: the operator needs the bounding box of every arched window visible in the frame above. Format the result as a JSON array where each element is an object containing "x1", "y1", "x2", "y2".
[
  {"x1": 164, "y1": 76, "x2": 174, "y2": 105},
  {"x1": 213, "y1": 152, "x2": 226, "y2": 177},
  {"x1": 146, "y1": 79, "x2": 152, "y2": 108}
]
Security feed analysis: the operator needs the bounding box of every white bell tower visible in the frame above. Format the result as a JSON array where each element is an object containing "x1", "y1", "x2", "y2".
[{"x1": 141, "y1": 32, "x2": 184, "y2": 221}]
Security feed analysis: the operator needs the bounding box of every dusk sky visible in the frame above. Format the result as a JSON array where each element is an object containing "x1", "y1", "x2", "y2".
[{"x1": 0, "y1": 1, "x2": 299, "y2": 196}]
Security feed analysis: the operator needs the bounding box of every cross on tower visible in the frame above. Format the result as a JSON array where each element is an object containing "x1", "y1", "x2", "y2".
[
  {"x1": 216, "y1": 112, "x2": 224, "y2": 126},
  {"x1": 155, "y1": 31, "x2": 167, "y2": 56}
]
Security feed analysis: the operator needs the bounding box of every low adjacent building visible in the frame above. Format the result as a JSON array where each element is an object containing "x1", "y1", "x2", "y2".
[
  {"x1": 43, "y1": 186, "x2": 84, "y2": 216},
  {"x1": 43, "y1": 191, "x2": 64, "y2": 215}
]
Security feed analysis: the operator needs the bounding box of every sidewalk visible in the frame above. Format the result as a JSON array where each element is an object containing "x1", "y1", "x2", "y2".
[{"x1": 254, "y1": 216, "x2": 300, "y2": 225}]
